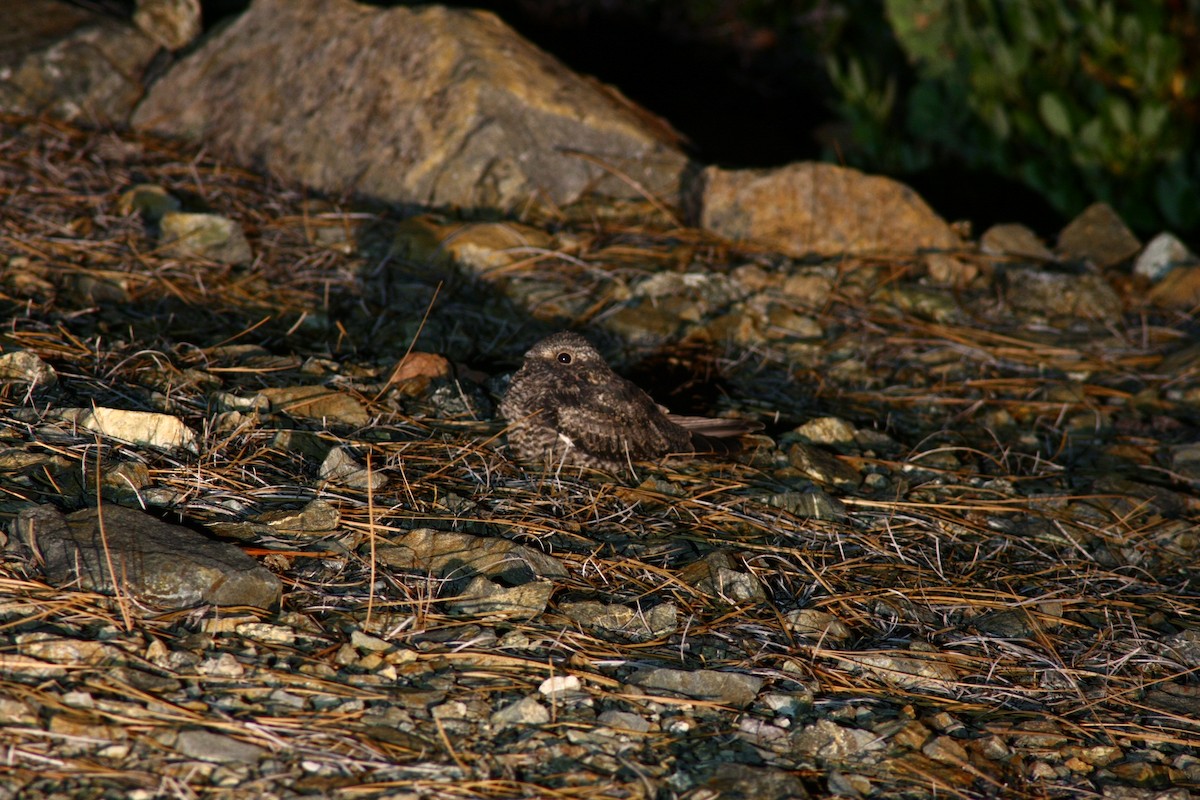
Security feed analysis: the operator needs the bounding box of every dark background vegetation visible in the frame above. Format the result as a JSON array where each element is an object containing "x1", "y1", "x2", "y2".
[{"x1": 88, "y1": 0, "x2": 1200, "y2": 246}]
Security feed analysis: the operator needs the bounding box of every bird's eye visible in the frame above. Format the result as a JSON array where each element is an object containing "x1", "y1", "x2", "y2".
[{"x1": 557, "y1": 352, "x2": 572, "y2": 364}]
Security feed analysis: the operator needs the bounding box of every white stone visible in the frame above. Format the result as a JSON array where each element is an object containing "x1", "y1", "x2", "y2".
[{"x1": 1135, "y1": 232, "x2": 1197, "y2": 282}]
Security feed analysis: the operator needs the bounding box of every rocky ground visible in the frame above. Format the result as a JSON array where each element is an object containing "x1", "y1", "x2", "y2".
[{"x1": 2, "y1": 114, "x2": 1200, "y2": 800}]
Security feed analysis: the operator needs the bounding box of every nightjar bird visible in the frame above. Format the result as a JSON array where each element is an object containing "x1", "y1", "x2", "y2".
[{"x1": 499, "y1": 331, "x2": 760, "y2": 472}]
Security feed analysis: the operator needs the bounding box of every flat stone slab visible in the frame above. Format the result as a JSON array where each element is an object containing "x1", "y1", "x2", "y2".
[{"x1": 15, "y1": 505, "x2": 281, "y2": 610}]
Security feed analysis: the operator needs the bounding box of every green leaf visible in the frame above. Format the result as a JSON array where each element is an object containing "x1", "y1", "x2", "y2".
[
  {"x1": 1107, "y1": 97, "x2": 1133, "y2": 135},
  {"x1": 1077, "y1": 118, "x2": 1105, "y2": 162},
  {"x1": 1137, "y1": 103, "x2": 1169, "y2": 142},
  {"x1": 1038, "y1": 93, "x2": 1073, "y2": 137}
]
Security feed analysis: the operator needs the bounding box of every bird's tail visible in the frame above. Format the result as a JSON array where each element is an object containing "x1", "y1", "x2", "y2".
[{"x1": 668, "y1": 415, "x2": 762, "y2": 455}]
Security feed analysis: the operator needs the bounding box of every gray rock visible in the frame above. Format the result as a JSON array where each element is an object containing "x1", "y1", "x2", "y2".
[
  {"x1": 0, "y1": 0, "x2": 160, "y2": 125},
  {"x1": 678, "y1": 551, "x2": 766, "y2": 605},
  {"x1": 596, "y1": 710, "x2": 651, "y2": 734},
  {"x1": 632, "y1": 271, "x2": 744, "y2": 316},
  {"x1": 559, "y1": 600, "x2": 677, "y2": 641},
  {"x1": 159, "y1": 212, "x2": 253, "y2": 265},
  {"x1": 698, "y1": 762, "x2": 811, "y2": 800},
  {"x1": 446, "y1": 576, "x2": 554, "y2": 620},
  {"x1": 175, "y1": 729, "x2": 267, "y2": 764},
  {"x1": 14, "y1": 504, "x2": 281, "y2": 610},
  {"x1": 784, "y1": 609, "x2": 850, "y2": 641},
  {"x1": 319, "y1": 447, "x2": 387, "y2": 491},
  {"x1": 375, "y1": 528, "x2": 567, "y2": 585},
  {"x1": 1134, "y1": 232, "x2": 1197, "y2": 282},
  {"x1": 693, "y1": 162, "x2": 961, "y2": 258},
  {"x1": 1056, "y1": 202, "x2": 1141, "y2": 268},
  {"x1": 490, "y1": 695, "x2": 549, "y2": 727},
  {"x1": 627, "y1": 667, "x2": 763, "y2": 708},
  {"x1": 133, "y1": 0, "x2": 686, "y2": 210},
  {"x1": 760, "y1": 690, "x2": 813, "y2": 717},
  {"x1": 792, "y1": 719, "x2": 884, "y2": 763},
  {"x1": 1159, "y1": 629, "x2": 1200, "y2": 668}
]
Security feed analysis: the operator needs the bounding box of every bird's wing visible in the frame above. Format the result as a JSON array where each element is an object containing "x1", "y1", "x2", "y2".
[{"x1": 554, "y1": 377, "x2": 690, "y2": 462}]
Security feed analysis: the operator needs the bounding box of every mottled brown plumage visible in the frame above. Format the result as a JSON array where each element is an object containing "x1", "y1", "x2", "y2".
[{"x1": 499, "y1": 332, "x2": 759, "y2": 472}]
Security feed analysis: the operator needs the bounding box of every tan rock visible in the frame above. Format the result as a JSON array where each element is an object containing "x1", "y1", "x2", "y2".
[
  {"x1": 58, "y1": 407, "x2": 197, "y2": 452},
  {"x1": 1148, "y1": 264, "x2": 1200, "y2": 308},
  {"x1": 257, "y1": 385, "x2": 370, "y2": 426},
  {"x1": 0, "y1": 351, "x2": 57, "y2": 388},
  {"x1": 384, "y1": 352, "x2": 453, "y2": 397},
  {"x1": 133, "y1": 0, "x2": 686, "y2": 210},
  {"x1": 134, "y1": 0, "x2": 202, "y2": 51},
  {"x1": 980, "y1": 223, "x2": 1055, "y2": 262},
  {"x1": 0, "y1": 0, "x2": 159, "y2": 125},
  {"x1": 693, "y1": 162, "x2": 961, "y2": 257},
  {"x1": 1056, "y1": 202, "x2": 1141, "y2": 268},
  {"x1": 159, "y1": 212, "x2": 253, "y2": 264}
]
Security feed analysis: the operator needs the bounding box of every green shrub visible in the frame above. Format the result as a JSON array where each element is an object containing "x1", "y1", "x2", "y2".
[{"x1": 826, "y1": 0, "x2": 1200, "y2": 237}]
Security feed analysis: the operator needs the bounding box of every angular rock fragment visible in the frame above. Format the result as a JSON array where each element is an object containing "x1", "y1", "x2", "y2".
[
  {"x1": 319, "y1": 447, "x2": 387, "y2": 491},
  {"x1": 490, "y1": 695, "x2": 549, "y2": 727},
  {"x1": 1056, "y1": 202, "x2": 1141, "y2": 268},
  {"x1": 677, "y1": 551, "x2": 766, "y2": 605}
]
